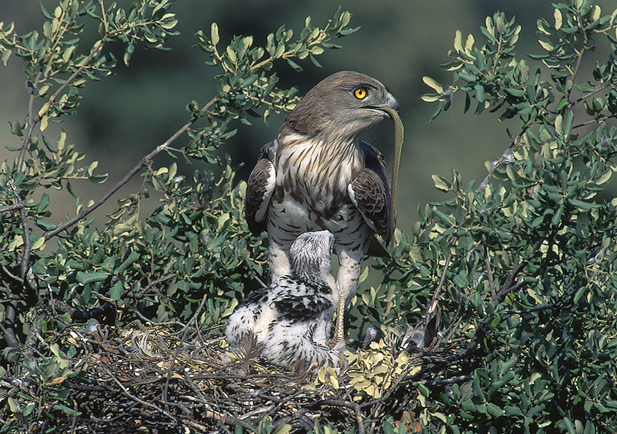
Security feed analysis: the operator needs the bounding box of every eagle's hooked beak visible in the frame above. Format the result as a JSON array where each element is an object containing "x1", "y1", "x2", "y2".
[{"x1": 363, "y1": 93, "x2": 400, "y2": 118}]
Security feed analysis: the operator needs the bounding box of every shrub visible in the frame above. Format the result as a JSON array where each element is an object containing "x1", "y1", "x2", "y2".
[{"x1": 1, "y1": 0, "x2": 616, "y2": 432}]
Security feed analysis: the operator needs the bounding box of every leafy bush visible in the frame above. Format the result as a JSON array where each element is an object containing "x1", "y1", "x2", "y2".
[
  {"x1": 390, "y1": 2, "x2": 617, "y2": 432},
  {"x1": 1, "y1": 0, "x2": 617, "y2": 432},
  {"x1": 0, "y1": 0, "x2": 355, "y2": 339}
]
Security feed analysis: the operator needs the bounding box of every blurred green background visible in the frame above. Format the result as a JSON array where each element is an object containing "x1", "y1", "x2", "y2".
[{"x1": 1, "y1": 0, "x2": 614, "y2": 235}]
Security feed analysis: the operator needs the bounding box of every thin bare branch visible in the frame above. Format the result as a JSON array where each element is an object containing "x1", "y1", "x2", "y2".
[
  {"x1": 7, "y1": 182, "x2": 31, "y2": 280},
  {"x1": 162, "y1": 294, "x2": 209, "y2": 408},
  {"x1": 484, "y1": 238, "x2": 497, "y2": 301},
  {"x1": 475, "y1": 124, "x2": 532, "y2": 194},
  {"x1": 100, "y1": 364, "x2": 180, "y2": 424},
  {"x1": 0, "y1": 203, "x2": 25, "y2": 213},
  {"x1": 43, "y1": 95, "x2": 219, "y2": 241}
]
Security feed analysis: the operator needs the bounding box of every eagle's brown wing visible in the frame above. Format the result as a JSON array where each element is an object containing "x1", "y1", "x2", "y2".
[
  {"x1": 245, "y1": 142, "x2": 277, "y2": 236},
  {"x1": 348, "y1": 141, "x2": 392, "y2": 243}
]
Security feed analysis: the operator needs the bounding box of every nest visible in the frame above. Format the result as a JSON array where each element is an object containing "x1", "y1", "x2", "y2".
[{"x1": 1, "y1": 315, "x2": 475, "y2": 434}]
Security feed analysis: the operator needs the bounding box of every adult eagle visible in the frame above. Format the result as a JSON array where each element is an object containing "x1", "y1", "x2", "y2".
[{"x1": 245, "y1": 71, "x2": 399, "y2": 343}]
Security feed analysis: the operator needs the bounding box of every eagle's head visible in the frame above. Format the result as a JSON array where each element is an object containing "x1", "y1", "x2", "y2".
[{"x1": 283, "y1": 71, "x2": 400, "y2": 142}]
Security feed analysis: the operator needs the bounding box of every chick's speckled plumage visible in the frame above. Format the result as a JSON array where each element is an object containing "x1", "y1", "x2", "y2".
[{"x1": 225, "y1": 231, "x2": 341, "y2": 370}]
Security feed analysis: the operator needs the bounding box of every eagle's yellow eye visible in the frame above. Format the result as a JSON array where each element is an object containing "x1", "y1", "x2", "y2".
[{"x1": 353, "y1": 87, "x2": 368, "y2": 100}]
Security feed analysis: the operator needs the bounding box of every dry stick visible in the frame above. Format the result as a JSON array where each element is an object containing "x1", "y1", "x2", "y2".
[
  {"x1": 8, "y1": 182, "x2": 31, "y2": 280},
  {"x1": 248, "y1": 269, "x2": 268, "y2": 289},
  {"x1": 186, "y1": 378, "x2": 257, "y2": 431},
  {"x1": 425, "y1": 252, "x2": 452, "y2": 328},
  {"x1": 16, "y1": 71, "x2": 42, "y2": 173},
  {"x1": 69, "y1": 400, "x2": 78, "y2": 434},
  {"x1": 200, "y1": 409, "x2": 254, "y2": 431},
  {"x1": 0, "y1": 203, "x2": 25, "y2": 213},
  {"x1": 43, "y1": 95, "x2": 219, "y2": 241},
  {"x1": 353, "y1": 401, "x2": 366, "y2": 434},
  {"x1": 162, "y1": 294, "x2": 209, "y2": 410},
  {"x1": 356, "y1": 360, "x2": 424, "y2": 433},
  {"x1": 136, "y1": 274, "x2": 177, "y2": 298},
  {"x1": 310, "y1": 399, "x2": 365, "y2": 434},
  {"x1": 100, "y1": 364, "x2": 182, "y2": 426},
  {"x1": 475, "y1": 125, "x2": 531, "y2": 195}
]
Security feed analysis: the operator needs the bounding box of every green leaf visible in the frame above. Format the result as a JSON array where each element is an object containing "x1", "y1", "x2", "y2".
[
  {"x1": 573, "y1": 286, "x2": 587, "y2": 304},
  {"x1": 486, "y1": 402, "x2": 504, "y2": 418},
  {"x1": 417, "y1": 383, "x2": 430, "y2": 397},
  {"x1": 474, "y1": 84, "x2": 485, "y2": 103},
  {"x1": 241, "y1": 73, "x2": 258, "y2": 88},
  {"x1": 31, "y1": 236, "x2": 46, "y2": 251},
  {"x1": 76, "y1": 271, "x2": 109, "y2": 285},
  {"x1": 595, "y1": 170, "x2": 612, "y2": 185},
  {"x1": 563, "y1": 110, "x2": 574, "y2": 137},
  {"x1": 429, "y1": 101, "x2": 444, "y2": 122},
  {"x1": 109, "y1": 280, "x2": 123, "y2": 301},
  {"x1": 421, "y1": 93, "x2": 441, "y2": 102},
  {"x1": 504, "y1": 406, "x2": 524, "y2": 417},
  {"x1": 423, "y1": 76, "x2": 443, "y2": 93},
  {"x1": 555, "y1": 96, "x2": 569, "y2": 111},
  {"x1": 273, "y1": 423, "x2": 292, "y2": 434},
  {"x1": 577, "y1": 84, "x2": 595, "y2": 93},
  {"x1": 211, "y1": 22, "x2": 219, "y2": 45},
  {"x1": 117, "y1": 251, "x2": 140, "y2": 274},
  {"x1": 569, "y1": 198, "x2": 599, "y2": 210},
  {"x1": 88, "y1": 173, "x2": 108, "y2": 184},
  {"x1": 7, "y1": 397, "x2": 20, "y2": 413},
  {"x1": 40, "y1": 3, "x2": 54, "y2": 19},
  {"x1": 286, "y1": 58, "x2": 302, "y2": 71},
  {"x1": 431, "y1": 174, "x2": 451, "y2": 192},
  {"x1": 37, "y1": 193, "x2": 50, "y2": 212},
  {"x1": 53, "y1": 403, "x2": 81, "y2": 417},
  {"x1": 563, "y1": 417, "x2": 576, "y2": 434},
  {"x1": 554, "y1": 8, "x2": 563, "y2": 30}
]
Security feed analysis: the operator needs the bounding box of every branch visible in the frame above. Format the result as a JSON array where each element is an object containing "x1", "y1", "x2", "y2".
[
  {"x1": 161, "y1": 294, "x2": 209, "y2": 409},
  {"x1": 475, "y1": 123, "x2": 532, "y2": 194},
  {"x1": 484, "y1": 238, "x2": 497, "y2": 301},
  {"x1": 566, "y1": 82, "x2": 611, "y2": 112},
  {"x1": 0, "y1": 203, "x2": 25, "y2": 213},
  {"x1": 6, "y1": 182, "x2": 31, "y2": 280},
  {"x1": 567, "y1": 25, "x2": 588, "y2": 94},
  {"x1": 426, "y1": 252, "x2": 451, "y2": 327},
  {"x1": 100, "y1": 364, "x2": 181, "y2": 425},
  {"x1": 37, "y1": 39, "x2": 106, "y2": 125},
  {"x1": 0, "y1": 321, "x2": 20, "y2": 350},
  {"x1": 136, "y1": 274, "x2": 177, "y2": 298},
  {"x1": 494, "y1": 236, "x2": 543, "y2": 302},
  {"x1": 310, "y1": 399, "x2": 365, "y2": 434},
  {"x1": 43, "y1": 96, "x2": 219, "y2": 241},
  {"x1": 17, "y1": 72, "x2": 42, "y2": 173},
  {"x1": 17, "y1": 37, "x2": 105, "y2": 174}
]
